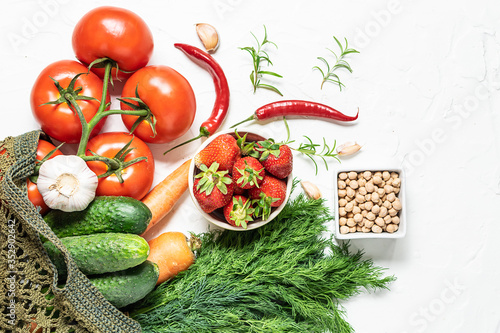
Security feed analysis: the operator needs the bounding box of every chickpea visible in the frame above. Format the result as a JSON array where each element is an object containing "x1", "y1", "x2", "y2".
[
  {"x1": 377, "y1": 188, "x2": 385, "y2": 196},
  {"x1": 358, "y1": 178, "x2": 367, "y2": 187},
  {"x1": 358, "y1": 219, "x2": 365, "y2": 227},
  {"x1": 338, "y1": 180, "x2": 346, "y2": 189},
  {"x1": 345, "y1": 187, "x2": 355, "y2": 198},
  {"x1": 374, "y1": 171, "x2": 382, "y2": 177},
  {"x1": 392, "y1": 178, "x2": 401, "y2": 187},
  {"x1": 365, "y1": 182, "x2": 375, "y2": 193},
  {"x1": 364, "y1": 201, "x2": 374, "y2": 211},
  {"x1": 356, "y1": 226, "x2": 363, "y2": 232},
  {"x1": 339, "y1": 198, "x2": 347, "y2": 207},
  {"x1": 394, "y1": 187, "x2": 400, "y2": 194},
  {"x1": 382, "y1": 171, "x2": 390, "y2": 181},
  {"x1": 358, "y1": 203, "x2": 365, "y2": 210},
  {"x1": 363, "y1": 171, "x2": 372, "y2": 180},
  {"x1": 353, "y1": 206, "x2": 361, "y2": 214},
  {"x1": 354, "y1": 213, "x2": 363, "y2": 223},
  {"x1": 371, "y1": 204, "x2": 380, "y2": 214},
  {"x1": 348, "y1": 226, "x2": 357, "y2": 233},
  {"x1": 340, "y1": 225, "x2": 350, "y2": 234},
  {"x1": 379, "y1": 180, "x2": 386, "y2": 188},
  {"x1": 358, "y1": 187, "x2": 367, "y2": 196},
  {"x1": 371, "y1": 192, "x2": 380, "y2": 203},
  {"x1": 339, "y1": 217, "x2": 347, "y2": 226},
  {"x1": 386, "y1": 224, "x2": 399, "y2": 233},
  {"x1": 339, "y1": 207, "x2": 346, "y2": 217},
  {"x1": 383, "y1": 200, "x2": 392, "y2": 209},
  {"x1": 392, "y1": 199, "x2": 402, "y2": 211},
  {"x1": 364, "y1": 219, "x2": 374, "y2": 228},
  {"x1": 347, "y1": 218, "x2": 356, "y2": 227},
  {"x1": 373, "y1": 175, "x2": 382, "y2": 185},
  {"x1": 386, "y1": 178, "x2": 393, "y2": 186},
  {"x1": 384, "y1": 185, "x2": 394, "y2": 194},
  {"x1": 339, "y1": 172, "x2": 348, "y2": 180},
  {"x1": 375, "y1": 217, "x2": 385, "y2": 227},
  {"x1": 379, "y1": 206, "x2": 388, "y2": 217},
  {"x1": 389, "y1": 208, "x2": 398, "y2": 217},
  {"x1": 338, "y1": 189, "x2": 347, "y2": 198},
  {"x1": 362, "y1": 226, "x2": 371, "y2": 233},
  {"x1": 372, "y1": 225, "x2": 383, "y2": 233},
  {"x1": 347, "y1": 212, "x2": 354, "y2": 218},
  {"x1": 391, "y1": 172, "x2": 399, "y2": 179},
  {"x1": 355, "y1": 194, "x2": 365, "y2": 204},
  {"x1": 365, "y1": 194, "x2": 372, "y2": 202},
  {"x1": 345, "y1": 202, "x2": 354, "y2": 212},
  {"x1": 366, "y1": 212, "x2": 376, "y2": 221},
  {"x1": 350, "y1": 180, "x2": 359, "y2": 189},
  {"x1": 348, "y1": 171, "x2": 357, "y2": 180},
  {"x1": 361, "y1": 210, "x2": 368, "y2": 217},
  {"x1": 391, "y1": 216, "x2": 400, "y2": 224},
  {"x1": 345, "y1": 178, "x2": 350, "y2": 185},
  {"x1": 387, "y1": 193, "x2": 396, "y2": 203},
  {"x1": 384, "y1": 215, "x2": 392, "y2": 223}
]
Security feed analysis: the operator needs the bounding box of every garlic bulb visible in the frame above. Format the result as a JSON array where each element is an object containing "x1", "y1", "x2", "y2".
[
  {"x1": 336, "y1": 142, "x2": 362, "y2": 156},
  {"x1": 37, "y1": 155, "x2": 98, "y2": 212}
]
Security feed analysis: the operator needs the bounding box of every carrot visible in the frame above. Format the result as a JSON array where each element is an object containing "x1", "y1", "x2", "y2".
[
  {"x1": 141, "y1": 159, "x2": 191, "y2": 235},
  {"x1": 147, "y1": 232, "x2": 201, "y2": 285}
]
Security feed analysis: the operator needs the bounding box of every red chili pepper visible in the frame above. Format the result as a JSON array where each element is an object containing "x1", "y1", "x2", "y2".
[
  {"x1": 231, "y1": 100, "x2": 358, "y2": 128},
  {"x1": 164, "y1": 43, "x2": 230, "y2": 154}
]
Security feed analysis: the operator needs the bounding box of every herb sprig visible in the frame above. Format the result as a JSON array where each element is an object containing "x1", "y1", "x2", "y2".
[
  {"x1": 240, "y1": 25, "x2": 283, "y2": 96},
  {"x1": 313, "y1": 36, "x2": 359, "y2": 91}
]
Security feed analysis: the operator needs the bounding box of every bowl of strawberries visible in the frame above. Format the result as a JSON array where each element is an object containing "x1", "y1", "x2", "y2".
[{"x1": 188, "y1": 128, "x2": 293, "y2": 230}]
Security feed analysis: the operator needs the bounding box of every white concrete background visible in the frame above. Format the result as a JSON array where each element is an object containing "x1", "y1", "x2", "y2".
[{"x1": 1, "y1": 0, "x2": 499, "y2": 332}]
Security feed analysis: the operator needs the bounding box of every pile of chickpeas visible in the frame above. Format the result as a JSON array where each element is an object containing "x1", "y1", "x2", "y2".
[{"x1": 337, "y1": 171, "x2": 402, "y2": 234}]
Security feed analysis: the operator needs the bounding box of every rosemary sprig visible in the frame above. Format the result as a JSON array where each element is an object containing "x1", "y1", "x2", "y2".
[
  {"x1": 313, "y1": 36, "x2": 359, "y2": 91},
  {"x1": 294, "y1": 136, "x2": 340, "y2": 174},
  {"x1": 280, "y1": 118, "x2": 340, "y2": 175},
  {"x1": 240, "y1": 25, "x2": 283, "y2": 96}
]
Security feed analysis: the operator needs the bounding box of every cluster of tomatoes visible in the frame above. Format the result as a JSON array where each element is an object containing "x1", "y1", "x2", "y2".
[{"x1": 28, "y1": 6, "x2": 197, "y2": 214}]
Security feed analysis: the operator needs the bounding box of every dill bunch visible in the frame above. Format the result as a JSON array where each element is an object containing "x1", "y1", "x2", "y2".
[{"x1": 130, "y1": 189, "x2": 395, "y2": 333}]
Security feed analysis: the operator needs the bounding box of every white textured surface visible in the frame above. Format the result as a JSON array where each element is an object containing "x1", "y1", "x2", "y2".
[{"x1": 1, "y1": 1, "x2": 499, "y2": 332}]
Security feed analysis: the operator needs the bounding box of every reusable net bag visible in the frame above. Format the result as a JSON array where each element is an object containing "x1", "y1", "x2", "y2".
[{"x1": 0, "y1": 130, "x2": 142, "y2": 333}]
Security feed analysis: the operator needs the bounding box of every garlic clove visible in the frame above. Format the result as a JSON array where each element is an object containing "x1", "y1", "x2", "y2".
[
  {"x1": 37, "y1": 155, "x2": 98, "y2": 212},
  {"x1": 301, "y1": 181, "x2": 322, "y2": 200},
  {"x1": 337, "y1": 142, "x2": 362, "y2": 156},
  {"x1": 196, "y1": 23, "x2": 219, "y2": 53}
]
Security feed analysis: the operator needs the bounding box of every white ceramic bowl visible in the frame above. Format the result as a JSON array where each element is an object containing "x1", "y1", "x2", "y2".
[
  {"x1": 333, "y1": 165, "x2": 406, "y2": 239},
  {"x1": 188, "y1": 128, "x2": 293, "y2": 231}
]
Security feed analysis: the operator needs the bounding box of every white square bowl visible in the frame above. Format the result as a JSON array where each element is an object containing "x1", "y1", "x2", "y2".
[{"x1": 333, "y1": 165, "x2": 406, "y2": 239}]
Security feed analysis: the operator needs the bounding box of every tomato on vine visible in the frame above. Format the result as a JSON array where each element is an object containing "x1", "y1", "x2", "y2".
[
  {"x1": 72, "y1": 6, "x2": 154, "y2": 80},
  {"x1": 30, "y1": 60, "x2": 110, "y2": 143},
  {"x1": 120, "y1": 65, "x2": 197, "y2": 144},
  {"x1": 85, "y1": 132, "x2": 154, "y2": 200}
]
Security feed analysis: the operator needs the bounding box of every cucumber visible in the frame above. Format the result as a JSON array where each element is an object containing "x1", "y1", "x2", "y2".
[
  {"x1": 44, "y1": 233, "x2": 150, "y2": 277},
  {"x1": 43, "y1": 196, "x2": 152, "y2": 238},
  {"x1": 88, "y1": 260, "x2": 159, "y2": 309}
]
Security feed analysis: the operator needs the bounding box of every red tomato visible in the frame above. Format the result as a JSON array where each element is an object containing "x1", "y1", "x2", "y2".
[
  {"x1": 27, "y1": 140, "x2": 64, "y2": 215},
  {"x1": 30, "y1": 60, "x2": 110, "y2": 143},
  {"x1": 121, "y1": 65, "x2": 196, "y2": 144},
  {"x1": 85, "y1": 132, "x2": 154, "y2": 200},
  {"x1": 72, "y1": 6, "x2": 154, "y2": 80}
]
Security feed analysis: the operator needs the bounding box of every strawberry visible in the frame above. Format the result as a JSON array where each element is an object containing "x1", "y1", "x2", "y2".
[
  {"x1": 194, "y1": 134, "x2": 241, "y2": 172},
  {"x1": 193, "y1": 162, "x2": 235, "y2": 213},
  {"x1": 248, "y1": 174, "x2": 287, "y2": 220},
  {"x1": 232, "y1": 157, "x2": 265, "y2": 189},
  {"x1": 256, "y1": 140, "x2": 293, "y2": 179},
  {"x1": 223, "y1": 195, "x2": 255, "y2": 228}
]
